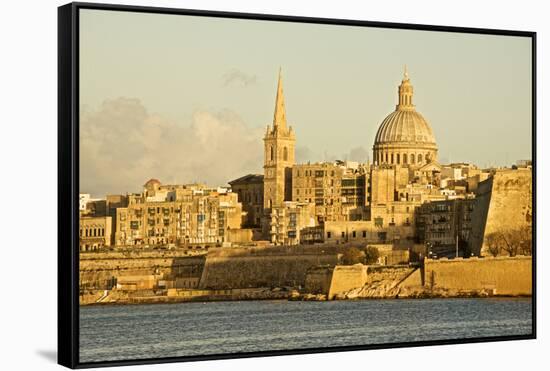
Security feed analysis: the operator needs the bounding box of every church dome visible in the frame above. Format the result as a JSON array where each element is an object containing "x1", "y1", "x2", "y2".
[
  {"x1": 375, "y1": 109, "x2": 436, "y2": 145},
  {"x1": 373, "y1": 68, "x2": 438, "y2": 167}
]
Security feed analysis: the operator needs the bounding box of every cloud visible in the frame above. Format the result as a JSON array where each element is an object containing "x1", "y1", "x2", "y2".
[
  {"x1": 80, "y1": 98, "x2": 264, "y2": 197},
  {"x1": 222, "y1": 68, "x2": 258, "y2": 87}
]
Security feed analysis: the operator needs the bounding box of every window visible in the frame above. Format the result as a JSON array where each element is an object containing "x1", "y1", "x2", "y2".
[
  {"x1": 396, "y1": 153, "x2": 400, "y2": 164},
  {"x1": 327, "y1": 232, "x2": 332, "y2": 238},
  {"x1": 341, "y1": 231, "x2": 345, "y2": 238},
  {"x1": 391, "y1": 153, "x2": 394, "y2": 163},
  {"x1": 418, "y1": 154, "x2": 423, "y2": 164},
  {"x1": 403, "y1": 153, "x2": 408, "y2": 164},
  {"x1": 362, "y1": 231, "x2": 367, "y2": 238},
  {"x1": 283, "y1": 147, "x2": 288, "y2": 161},
  {"x1": 411, "y1": 154, "x2": 415, "y2": 164},
  {"x1": 352, "y1": 231, "x2": 356, "y2": 238},
  {"x1": 270, "y1": 146, "x2": 274, "y2": 161}
]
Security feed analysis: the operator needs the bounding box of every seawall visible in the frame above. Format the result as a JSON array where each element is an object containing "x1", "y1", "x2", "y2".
[
  {"x1": 199, "y1": 246, "x2": 341, "y2": 289},
  {"x1": 80, "y1": 250, "x2": 205, "y2": 290},
  {"x1": 424, "y1": 256, "x2": 532, "y2": 296},
  {"x1": 304, "y1": 256, "x2": 532, "y2": 300}
]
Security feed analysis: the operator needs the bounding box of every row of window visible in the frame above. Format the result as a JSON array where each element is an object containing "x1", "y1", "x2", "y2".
[
  {"x1": 295, "y1": 169, "x2": 337, "y2": 177},
  {"x1": 237, "y1": 190, "x2": 262, "y2": 204},
  {"x1": 376, "y1": 152, "x2": 430, "y2": 165},
  {"x1": 326, "y1": 230, "x2": 368, "y2": 239},
  {"x1": 80, "y1": 227, "x2": 105, "y2": 238}
]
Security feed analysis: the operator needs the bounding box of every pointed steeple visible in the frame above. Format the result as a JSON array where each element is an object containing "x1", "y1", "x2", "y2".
[
  {"x1": 273, "y1": 67, "x2": 287, "y2": 129},
  {"x1": 397, "y1": 65, "x2": 414, "y2": 110}
]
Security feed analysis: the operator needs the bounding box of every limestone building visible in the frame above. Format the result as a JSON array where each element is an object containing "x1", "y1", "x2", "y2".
[
  {"x1": 79, "y1": 216, "x2": 112, "y2": 251},
  {"x1": 229, "y1": 174, "x2": 264, "y2": 228},
  {"x1": 269, "y1": 201, "x2": 316, "y2": 245},
  {"x1": 114, "y1": 180, "x2": 243, "y2": 248},
  {"x1": 291, "y1": 161, "x2": 368, "y2": 223},
  {"x1": 415, "y1": 197, "x2": 475, "y2": 257}
]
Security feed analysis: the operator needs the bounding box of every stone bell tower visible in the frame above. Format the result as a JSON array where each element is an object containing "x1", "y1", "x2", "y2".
[{"x1": 263, "y1": 68, "x2": 296, "y2": 216}]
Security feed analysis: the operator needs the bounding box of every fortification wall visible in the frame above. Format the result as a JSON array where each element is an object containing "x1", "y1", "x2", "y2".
[
  {"x1": 79, "y1": 251, "x2": 205, "y2": 289},
  {"x1": 424, "y1": 256, "x2": 532, "y2": 295},
  {"x1": 398, "y1": 268, "x2": 423, "y2": 288},
  {"x1": 327, "y1": 265, "x2": 368, "y2": 299},
  {"x1": 469, "y1": 169, "x2": 532, "y2": 256},
  {"x1": 305, "y1": 264, "x2": 416, "y2": 299},
  {"x1": 304, "y1": 266, "x2": 333, "y2": 294},
  {"x1": 199, "y1": 246, "x2": 340, "y2": 289}
]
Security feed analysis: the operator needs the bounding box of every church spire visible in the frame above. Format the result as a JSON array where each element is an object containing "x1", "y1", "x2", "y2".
[
  {"x1": 397, "y1": 65, "x2": 414, "y2": 110},
  {"x1": 273, "y1": 67, "x2": 287, "y2": 129}
]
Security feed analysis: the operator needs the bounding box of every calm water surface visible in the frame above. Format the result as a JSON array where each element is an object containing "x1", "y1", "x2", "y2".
[{"x1": 80, "y1": 298, "x2": 532, "y2": 362}]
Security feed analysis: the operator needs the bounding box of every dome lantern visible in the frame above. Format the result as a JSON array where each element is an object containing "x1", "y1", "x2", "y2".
[{"x1": 397, "y1": 65, "x2": 414, "y2": 110}]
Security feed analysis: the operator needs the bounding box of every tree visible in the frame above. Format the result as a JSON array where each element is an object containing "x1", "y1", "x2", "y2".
[
  {"x1": 485, "y1": 232, "x2": 502, "y2": 257},
  {"x1": 364, "y1": 246, "x2": 380, "y2": 264},
  {"x1": 499, "y1": 230, "x2": 520, "y2": 257},
  {"x1": 484, "y1": 225, "x2": 533, "y2": 257},
  {"x1": 341, "y1": 247, "x2": 364, "y2": 265},
  {"x1": 518, "y1": 225, "x2": 533, "y2": 256}
]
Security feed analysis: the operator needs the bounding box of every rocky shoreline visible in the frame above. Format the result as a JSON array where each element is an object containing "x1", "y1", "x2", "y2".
[{"x1": 81, "y1": 286, "x2": 530, "y2": 306}]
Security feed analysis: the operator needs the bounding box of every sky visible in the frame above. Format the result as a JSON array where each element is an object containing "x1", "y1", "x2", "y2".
[{"x1": 79, "y1": 9, "x2": 532, "y2": 198}]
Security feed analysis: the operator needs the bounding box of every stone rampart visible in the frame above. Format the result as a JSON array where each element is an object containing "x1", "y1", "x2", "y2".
[
  {"x1": 469, "y1": 169, "x2": 532, "y2": 256},
  {"x1": 327, "y1": 265, "x2": 368, "y2": 299},
  {"x1": 199, "y1": 246, "x2": 340, "y2": 289},
  {"x1": 304, "y1": 266, "x2": 333, "y2": 294},
  {"x1": 79, "y1": 250, "x2": 205, "y2": 289},
  {"x1": 424, "y1": 256, "x2": 532, "y2": 295}
]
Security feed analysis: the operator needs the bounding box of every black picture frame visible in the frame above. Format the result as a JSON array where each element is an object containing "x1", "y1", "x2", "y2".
[{"x1": 58, "y1": 2, "x2": 537, "y2": 369}]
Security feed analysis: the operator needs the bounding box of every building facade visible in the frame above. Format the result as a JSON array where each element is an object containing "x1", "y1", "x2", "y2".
[
  {"x1": 229, "y1": 174, "x2": 264, "y2": 228},
  {"x1": 291, "y1": 161, "x2": 368, "y2": 223},
  {"x1": 269, "y1": 201, "x2": 316, "y2": 245},
  {"x1": 415, "y1": 197, "x2": 475, "y2": 257},
  {"x1": 114, "y1": 180, "x2": 243, "y2": 248},
  {"x1": 79, "y1": 216, "x2": 113, "y2": 251}
]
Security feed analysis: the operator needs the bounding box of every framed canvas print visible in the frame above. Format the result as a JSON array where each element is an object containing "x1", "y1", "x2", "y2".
[{"x1": 58, "y1": 2, "x2": 536, "y2": 368}]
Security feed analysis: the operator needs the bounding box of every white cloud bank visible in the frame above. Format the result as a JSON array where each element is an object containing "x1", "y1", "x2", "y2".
[{"x1": 80, "y1": 98, "x2": 264, "y2": 197}]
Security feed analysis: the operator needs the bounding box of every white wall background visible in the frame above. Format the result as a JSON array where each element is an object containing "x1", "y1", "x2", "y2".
[{"x1": 0, "y1": 0, "x2": 546, "y2": 369}]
